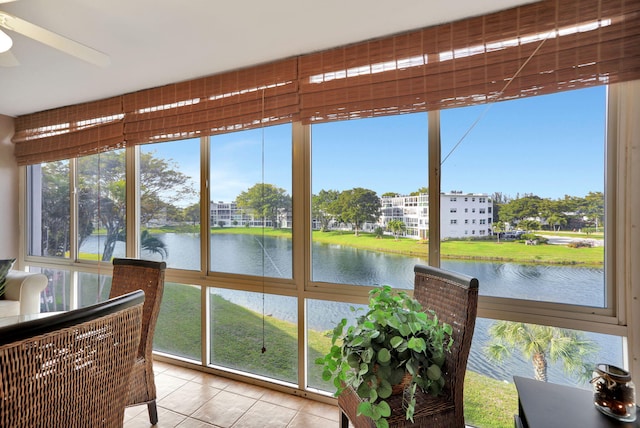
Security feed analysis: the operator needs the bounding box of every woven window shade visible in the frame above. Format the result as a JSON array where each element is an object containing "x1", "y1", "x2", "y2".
[
  {"x1": 123, "y1": 58, "x2": 299, "y2": 145},
  {"x1": 13, "y1": 96, "x2": 124, "y2": 166},
  {"x1": 298, "y1": 0, "x2": 640, "y2": 123},
  {"x1": 12, "y1": 0, "x2": 640, "y2": 165}
]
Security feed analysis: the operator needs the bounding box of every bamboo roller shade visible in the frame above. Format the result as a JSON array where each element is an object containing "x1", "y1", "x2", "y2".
[{"x1": 12, "y1": 0, "x2": 640, "y2": 166}]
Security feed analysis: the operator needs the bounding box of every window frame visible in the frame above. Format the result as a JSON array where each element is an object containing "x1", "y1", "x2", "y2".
[{"x1": 18, "y1": 83, "x2": 635, "y2": 395}]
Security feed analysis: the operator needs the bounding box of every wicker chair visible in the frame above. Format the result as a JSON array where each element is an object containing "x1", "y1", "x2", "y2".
[
  {"x1": 0, "y1": 290, "x2": 145, "y2": 428},
  {"x1": 109, "y1": 258, "x2": 167, "y2": 425},
  {"x1": 338, "y1": 264, "x2": 479, "y2": 428}
]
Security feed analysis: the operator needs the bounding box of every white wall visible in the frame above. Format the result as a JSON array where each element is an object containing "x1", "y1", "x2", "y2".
[{"x1": 0, "y1": 114, "x2": 18, "y2": 262}]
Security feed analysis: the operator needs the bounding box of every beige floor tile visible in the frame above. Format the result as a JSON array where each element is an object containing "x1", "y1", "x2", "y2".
[
  {"x1": 287, "y1": 411, "x2": 340, "y2": 428},
  {"x1": 153, "y1": 360, "x2": 175, "y2": 374},
  {"x1": 190, "y1": 372, "x2": 236, "y2": 390},
  {"x1": 190, "y1": 390, "x2": 257, "y2": 427},
  {"x1": 232, "y1": 401, "x2": 297, "y2": 428},
  {"x1": 123, "y1": 404, "x2": 148, "y2": 422},
  {"x1": 176, "y1": 418, "x2": 219, "y2": 428},
  {"x1": 259, "y1": 389, "x2": 309, "y2": 411},
  {"x1": 300, "y1": 400, "x2": 341, "y2": 422},
  {"x1": 159, "y1": 381, "x2": 222, "y2": 416},
  {"x1": 162, "y1": 364, "x2": 204, "y2": 381},
  {"x1": 134, "y1": 361, "x2": 347, "y2": 428},
  {"x1": 124, "y1": 406, "x2": 187, "y2": 428},
  {"x1": 223, "y1": 379, "x2": 267, "y2": 400},
  {"x1": 155, "y1": 372, "x2": 192, "y2": 399}
]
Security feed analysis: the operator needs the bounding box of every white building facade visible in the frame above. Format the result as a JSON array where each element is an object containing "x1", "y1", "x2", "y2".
[
  {"x1": 379, "y1": 193, "x2": 429, "y2": 239},
  {"x1": 213, "y1": 191, "x2": 493, "y2": 238},
  {"x1": 210, "y1": 201, "x2": 291, "y2": 228},
  {"x1": 439, "y1": 191, "x2": 493, "y2": 238},
  {"x1": 379, "y1": 191, "x2": 493, "y2": 239}
]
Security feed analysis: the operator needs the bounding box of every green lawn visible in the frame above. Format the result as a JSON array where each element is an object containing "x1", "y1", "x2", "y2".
[
  {"x1": 441, "y1": 240, "x2": 603, "y2": 265},
  {"x1": 208, "y1": 227, "x2": 603, "y2": 266}
]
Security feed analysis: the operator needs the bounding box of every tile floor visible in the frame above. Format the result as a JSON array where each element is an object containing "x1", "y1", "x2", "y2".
[{"x1": 123, "y1": 361, "x2": 341, "y2": 428}]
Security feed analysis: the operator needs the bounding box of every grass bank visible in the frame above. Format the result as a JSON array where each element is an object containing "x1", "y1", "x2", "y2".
[
  {"x1": 204, "y1": 227, "x2": 603, "y2": 266},
  {"x1": 154, "y1": 283, "x2": 517, "y2": 428}
]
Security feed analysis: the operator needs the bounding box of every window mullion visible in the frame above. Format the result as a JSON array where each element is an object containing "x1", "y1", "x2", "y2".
[
  {"x1": 125, "y1": 145, "x2": 139, "y2": 258},
  {"x1": 428, "y1": 110, "x2": 441, "y2": 267}
]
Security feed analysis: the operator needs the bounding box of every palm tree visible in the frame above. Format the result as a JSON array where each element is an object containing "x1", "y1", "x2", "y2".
[
  {"x1": 485, "y1": 321, "x2": 597, "y2": 383},
  {"x1": 492, "y1": 222, "x2": 505, "y2": 243},
  {"x1": 141, "y1": 230, "x2": 168, "y2": 258},
  {"x1": 387, "y1": 219, "x2": 406, "y2": 240}
]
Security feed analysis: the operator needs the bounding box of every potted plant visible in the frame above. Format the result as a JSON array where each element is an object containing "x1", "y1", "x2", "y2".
[{"x1": 316, "y1": 285, "x2": 453, "y2": 428}]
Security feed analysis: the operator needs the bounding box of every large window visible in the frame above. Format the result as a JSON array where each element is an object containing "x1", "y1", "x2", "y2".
[
  {"x1": 138, "y1": 139, "x2": 200, "y2": 270},
  {"x1": 77, "y1": 150, "x2": 127, "y2": 261},
  {"x1": 310, "y1": 114, "x2": 429, "y2": 287},
  {"x1": 78, "y1": 271, "x2": 111, "y2": 307},
  {"x1": 155, "y1": 282, "x2": 202, "y2": 361},
  {"x1": 306, "y1": 299, "x2": 367, "y2": 391},
  {"x1": 441, "y1": 87, "x2": 606, "y2": 307},
  {"x1": 208, "y1": 288, "x2": 298, "y2": 384},
  {"x1": 27, "y1": 160, "x2": 70, "y2": 258},
  {"x1": 29, "y1": 266, "x2": 70, "y2": 313},
  {"x1": 209, "y1": 124, "x2": 293, "y2": 278},
  {"x1": 20, "y1": 82, "x2": 633, "y2": 428}
]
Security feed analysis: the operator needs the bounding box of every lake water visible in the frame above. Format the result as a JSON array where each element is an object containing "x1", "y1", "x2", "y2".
[{"x1": 81, "y1": 232, "x2": 619, "y2": 387}]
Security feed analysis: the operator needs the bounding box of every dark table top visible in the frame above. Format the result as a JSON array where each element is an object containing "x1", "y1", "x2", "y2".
[{"x1": 514, "y1": 376, "x2": 640, "y2": 428}]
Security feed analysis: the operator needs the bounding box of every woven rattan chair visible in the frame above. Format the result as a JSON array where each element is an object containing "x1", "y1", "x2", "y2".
[
  {"x1": 338, "y1": 264, "x2": 479, "y2": 428},
  {"x1": 110, "y1": 258, "x2": 167, "y2": 425},
  {"x1": 0, "y1": 290, "x2": 145, "y2": 428}
]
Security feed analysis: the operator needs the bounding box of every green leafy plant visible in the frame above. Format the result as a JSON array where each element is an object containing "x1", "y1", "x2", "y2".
[{"x1": 316, "y1": 285, "x2": 453, "y2": 428}]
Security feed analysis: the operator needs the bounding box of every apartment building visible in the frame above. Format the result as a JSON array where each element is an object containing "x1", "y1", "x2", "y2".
[
  {"x1": 379, "y1": 191, "x2": 493, "y2": 239},
  {"x1": 215, "y1": 191, "x2": 493, "y2": 239}
]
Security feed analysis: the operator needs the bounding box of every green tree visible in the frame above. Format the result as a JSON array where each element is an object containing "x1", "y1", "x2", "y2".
[
  {"x1": 334, "y1": 188, "x2": 380, "y2": 236},
  {"x1": 41, "y1": 161, "x2": 72, "y2": 256},
  {"x1": 491, "y1": 192, "x2": 511, "y2": 205},
  {"x1": 559, "y1": 194, "x2": 583, "y2": 213},
  {"x1": 236, "y1": 183, "x2": 291, "y2": 229},
  {"x1": 491, "y1": 192, "x2": 511, "y2": 224},
  {"x1": 387, "y1": 219, "x2": 406, "y2": 240},
  {"x1": 139, "y1": 150, "x2": 196, "y2": 226},
  {"x1": 71, "y1": 150, "x2": 193, "y2": 261},
  {"x1": 518, "y1": 219, "x2": 541, "y2": 231},
  {"x1": 582, "y1": 191, "x2": 604, "y2": 231},
  {"x1": 498, "y1": 195, "x2": 543, "y2": 225},
  {"x1": 140, "y1": 230, "x2": 168, "y2": 258},
  {"x1": 485, "y1": 321, "x2": 597, "y2": 383},
  {"x1": 312, "y1": 189, "x2": 340, "y2": 232},
  {"x1": 546, "y1": 213, "x2": 567, "y2": 231},
  {"x1": 409, "y1": 187, "x2": 428, "y2": 196},
  {"x1": 163, "y1": 204, "x2": 185, "y2": 223},
  {"x1": 184, "y1": 203, "x2": 200, "y2": 226}
]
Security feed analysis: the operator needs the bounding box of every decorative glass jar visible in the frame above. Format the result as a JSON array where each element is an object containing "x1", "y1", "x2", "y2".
[{"x1": 592, "y1": 363, "x2": 636, "y2": 422}]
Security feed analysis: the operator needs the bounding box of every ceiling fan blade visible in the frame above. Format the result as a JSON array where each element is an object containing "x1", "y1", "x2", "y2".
[
  {"x1": 0, "y1": 1, "x2": 18, "y2": 4},
  {"x1": 0, "y1": 11, "x2": 110, "y2": 67},
  {"x1": 0, "y1": 49, "x2": 19, "y2": 66}
]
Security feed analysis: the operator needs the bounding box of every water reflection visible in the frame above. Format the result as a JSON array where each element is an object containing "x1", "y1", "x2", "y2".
[
  {"x1": 81, "y1": 232, "x2": 618, "y2": 387},
  {"x1": 81, "y1": 232, "x2": 605, "y2": 306}
]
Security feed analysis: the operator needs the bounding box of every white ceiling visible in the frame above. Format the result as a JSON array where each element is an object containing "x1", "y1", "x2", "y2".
[{"x1": 0, "y1": 0, "x2": 537, "y2": 118}]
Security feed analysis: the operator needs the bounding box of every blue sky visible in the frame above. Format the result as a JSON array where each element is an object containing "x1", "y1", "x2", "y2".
[{"x1": 147, "y1": 85, "x2": 606, "y2": 204}]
